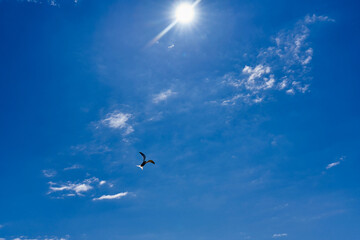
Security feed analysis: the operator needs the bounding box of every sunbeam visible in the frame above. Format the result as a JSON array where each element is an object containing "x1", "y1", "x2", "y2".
[{"x1": 146, "y1": 0, "x2": 201, "y2": 47}]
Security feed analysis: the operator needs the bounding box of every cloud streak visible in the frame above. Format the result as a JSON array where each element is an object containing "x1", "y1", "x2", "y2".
[
  {"x1": 272, "y1": 233, "x2": 288, "y2": 238},
  {"x1": 48, "y1": 177, "x2": 100, "y2": 197},
  {"x1": 153, "y1": 89, "x2": 177, "y2": 103},
  {"x1": 19, "y1": 0, "x2": 79, "y2": 7},
  {"x1": 63, "y1": 164, "x2": 82, "y2": 171},
  {"x1": 326, "y1": 161, "x2": 340, "y2": 169},
  {"x1": 12, "y1": 236, "x2": 69, "y2": 240},
  {"x1": 326, "y1": 156, "x2": 345, "y2": 170},
  {"x1": 93, "y1": 192, "x2": 129, "y2": 201},
  {"x1": 42, "y1": 169, "x2": 57, "y2": 178}
]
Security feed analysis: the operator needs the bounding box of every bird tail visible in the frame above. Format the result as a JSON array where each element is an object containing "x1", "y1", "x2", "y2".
[{"x1": 136, "y1": 165, "x2": 143, "y2": 170}]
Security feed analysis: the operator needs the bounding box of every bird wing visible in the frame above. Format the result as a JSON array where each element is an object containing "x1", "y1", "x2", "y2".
[
  {"x1": 146, "y1": 160, "x2": 155, "y2": 165},
  {"x1": 139, "y1": 152, "x2": 146, "y2": 161}
]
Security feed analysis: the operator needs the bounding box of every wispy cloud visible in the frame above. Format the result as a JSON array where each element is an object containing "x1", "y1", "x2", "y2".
[
  {"x1": 153, "y1": 89, "x2": 176, "y2": 103},
  {"x1": 49, "y1": 183, "x2": 93, "y2": 195},
  {"x1": 93, "y1": 192, "x2": 129, "y2": 201},
  {"x1": 20, "y1": 0, "x2": 59, "y2": 7},
  {"x1": 272, "y1": 233, "x2": 288, "y2": 238},
  {"x1": 12, "y1": 236, "x2": 69, "y2": 240},
  {"x1": 63, "y1": 164, "x2": 82, "y2": 171},
  {"x1": 241, "y1": 65, "x2": 274, "y2": 90},
  {"x1": 326, "y1": 161, "x2": 340, "y2": 169},
  {"x1": 221, "y1": 93, "x2": 250, "y2": 106},
  {"x1": 100, "y1": 111, "x2": 134, "y2": 135},
  {"x1": 325, "y1": 156, "x2": 345, "y2": 170},
  {"x1": 48, "y1": 177, "x2": 100, "y2": 197},
  {"x1": 304, "y1": 14, "x2": 335, "y2": 24},
  {"x1": 221, "y1": 14, "x2": 334, "y2": 105},
  {"x1": 19, "y1": 0, "x2": 79, "y2": 7},
  {"x1": 42, "y1": 169, "x2": 57, "y2": 178}
]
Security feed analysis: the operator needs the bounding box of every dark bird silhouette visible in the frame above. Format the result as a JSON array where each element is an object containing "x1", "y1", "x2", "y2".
[{"x1": 137, "y1": 152, "x2": 155, "y2": 170}]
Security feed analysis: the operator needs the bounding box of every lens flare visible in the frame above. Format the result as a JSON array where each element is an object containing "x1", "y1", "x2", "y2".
[{"x1": 146, "y1": 0, "x2": 201, "y2": 47}]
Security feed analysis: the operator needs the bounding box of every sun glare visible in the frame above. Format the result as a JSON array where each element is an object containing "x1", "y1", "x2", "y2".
[
  {"x1": 175, "y1": 3, "x2": 195, "y2": 23},
  {"x1": 147, "y1": 1, "x2": 201, "y2": 46}
]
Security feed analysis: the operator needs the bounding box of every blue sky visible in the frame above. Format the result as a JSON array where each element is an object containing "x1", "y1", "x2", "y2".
[{"x1": 0, "y1": 0, "x2": 359, "y2": 239}]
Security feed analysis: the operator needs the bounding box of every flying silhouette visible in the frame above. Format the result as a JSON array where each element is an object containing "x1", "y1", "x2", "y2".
[{"x1": 137, "y1": 152, "x2": 155, "y2": 170}]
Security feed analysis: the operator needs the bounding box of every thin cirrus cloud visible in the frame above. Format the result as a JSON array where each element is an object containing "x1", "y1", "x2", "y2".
[
  {"x1": 100, "y1": 111, "x2": 134, "y2": 135},
  {"x1": 19, "y1": 0, "x2": 79, "y2": 7},
  {"x1": 272, "y1": 233, "x2": 288, "y2": 238},
  {"x1": 42, "y1": 169, "x2": 57, "y2": 178},
  {"x1": 63, "y1": 164, "x2": 82, "y2": 171},
  {"x1": 20, "y1": 0, "x2": 58, "y2": 6},
  {"x1": 326, "y1": 161, "x2": 340, "y2": 169},
  {"x1": 47, "y1": 177, "x2": 119, "y2": 200},
  {"x1": 153, "y1": 89, "x2": 177, "y2": 103},
  {"x1": 326, "y1": 156, "x2": 345, "y2": 170},
  {"x1": 221, "y1": 14, "x2": 334, "y2": 105},
  {"x1": 48, "y1": 177, "x2": 100, "y2": 197},
  {"x1": 93, "y1": 192, "x2": 129, "y2": 201},
  {"x1": 11, "y1": 236, "x2": 69, "y2": 240}
]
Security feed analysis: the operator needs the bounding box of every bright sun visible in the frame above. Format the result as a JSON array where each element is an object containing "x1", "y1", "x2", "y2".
[{"x1": 175, "y1": 3, "x2": 195, "y2": 23}]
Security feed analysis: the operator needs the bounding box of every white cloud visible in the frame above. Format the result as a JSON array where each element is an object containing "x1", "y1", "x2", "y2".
[
  {"x1": 21, "y1": 0, "x2": 58, "y2": 6},
  {"x1": 286, "y1": 89, "x2": 295, "y2": 95},
  {"x1": 153, "y1": 89, "x2": 176, "y2": 103},
  {"x1": 240, "y1": 65, "x2": 274, "y2": 91},
  {"x1": 221, "y1": 94, "x2": 249, "y2": 106},
  {"x1": 99, "y1": 180, "x2": 106, "y2": 186},
  {"x1": 221, "y1": 14, "x2": 334, "y2": 105},
  {"x1": 11, "y1": 236, "x2": 68, "y2": 240},
  {"x1": 168, "y1": 44, "x2": 175, "y2": 49},
  {"x1": 42, "y1": 169, "x2": 57, "y2": 178},
  {"x1": 325, "y1": 156, "x2": 345, "y2": 170},
  {"x1": 102, "y1": 112, "x2": 131, "y2": 129},
  {"x1": 326, "y1": 161, "x2": 340, "y2": 169},
  {"x1": 63, "y1": 164, "x2": 82, "y2": 171},
  {"x1": 48, "y1": 177, "x2": 99, "y2": 197},
  {"x1": 93, "y1": 192, "x2": 129, "y2": 201},
  {"x1": 272, "y1": 233, "x2": 288, "y2": 238},
  {"x1": 49, "y1": 183, "x2": 93, "y2": 194},
  {"x1": 253, "y1": 96, "x2": 264, "y2": 103},
  {"x1": 243, "y1": 65, "x2": 271, "y2": 83},
  {"x1": 20, "y1": 0, "x2": 79, "y2": 6},
  {"x1": 304, "y1": 14, "x2": 335, "y2": 24},
  {"x1": 100, "y1": 111, "x2": 134, "y2": 135},
  {"x1": 302, "y1": 48, "x2": 313, "y2": 65}
]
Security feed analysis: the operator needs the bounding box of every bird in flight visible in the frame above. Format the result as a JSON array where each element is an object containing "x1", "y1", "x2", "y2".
[{"x1": 137, "y1": 152, "x2": 155, "y2": 170}]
